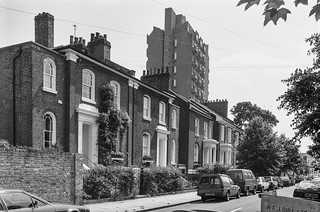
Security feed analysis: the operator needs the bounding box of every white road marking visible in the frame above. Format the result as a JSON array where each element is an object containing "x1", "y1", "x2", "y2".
[{"x1": 229, "y1": 207, "x2": 243, "y2": 212}]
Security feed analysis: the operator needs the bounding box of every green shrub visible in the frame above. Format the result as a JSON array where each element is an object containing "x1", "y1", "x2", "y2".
[
  {"x1": 83, "y1": 166, "x2": 138, "y2": 200},
  {"x1": 141, "y1": 167, "x2": 184, "y2": 196}
]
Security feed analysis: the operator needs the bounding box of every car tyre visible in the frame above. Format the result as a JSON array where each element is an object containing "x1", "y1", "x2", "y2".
[
  {"x1": 261, "y1": 187, "x2": 264, "y2": 193},
  {"x1": 224, "y1": 191, "x2": 230, "y2": 201},
  {"x1": 201, "y1": 196, "x2": 206, "y2": 202},
  {"x1": 252, "y1": 188, "x2": 256, "y2": 195},
  {"x1": 244, "y1": 187, "x2": 249, "y2": 196},
  {"x1": 236, "y1": 190, "x2": 240, "y2": 199}
]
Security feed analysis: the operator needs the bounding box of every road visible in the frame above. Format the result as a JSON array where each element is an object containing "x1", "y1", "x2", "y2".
[{"x1": 153, "y1": 185, "x2": 296, "y2": 212}]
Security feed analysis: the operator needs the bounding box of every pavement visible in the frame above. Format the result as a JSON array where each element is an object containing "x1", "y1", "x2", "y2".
[{"x1": 85, "y1": 190, "x2": 199, "y2": 212}]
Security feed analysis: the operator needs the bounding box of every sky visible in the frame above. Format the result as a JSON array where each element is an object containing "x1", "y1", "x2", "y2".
[{"x1": 0, "y1": 0, "x2": 317, "y2": 152}]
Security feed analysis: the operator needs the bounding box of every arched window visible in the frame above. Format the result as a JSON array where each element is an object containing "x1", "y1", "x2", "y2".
[
  {"x1": 159, "y1": 101, "x2": 166, "y2": 124},
  {"x1": 43, "y1": 112, "x2": 56, "y2": 148},
  {"x1": 143, "y1": 95, "x2": 151, "y2": 120},
  {"x1": 171, "y1": 109, "x2": 177, "y2": 129},
  {"x1": 43, "y1": 58, "x2": 56, "y2": 93},
  {"x1": 82, "y1": 69, "x2": 95, "y2": 103},
  {"x1": 110, "y1": 81, "x2": 120, "y2": 109},
  {"x1": 170, "y1": 139, "x2": 176, "y2": 164},
  {"x1": 142, "y1": 133, "x2": 151, "y2": 156},
  {"x1": 194, "y1": 143, "x2": 199, "y2": 162}
]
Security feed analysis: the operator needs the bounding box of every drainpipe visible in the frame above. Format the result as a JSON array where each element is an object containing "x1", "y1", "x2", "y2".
[
  {"x1": 12, "y1": 46, "x2": 22, "y2": 146},
  {"x1": 131, "y1": 85, "x2": 135, "y2": 166}
]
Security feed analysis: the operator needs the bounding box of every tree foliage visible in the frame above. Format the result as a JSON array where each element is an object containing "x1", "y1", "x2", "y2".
[
  {"x1": 277, "y1": 33, "x2": 320, "y2": 146},
  {"x1": 237, "y1": 0, "x2": 320, "y2": 25},
  {"x1": 277, "y1": 134, "x2": 303, "y2": 173},
  {"x1": 236, "y1": 117, "x2": 282, "y2": 176},
  {"x1": 231, "y1": 101, "x2": 279, "y2": 128}
]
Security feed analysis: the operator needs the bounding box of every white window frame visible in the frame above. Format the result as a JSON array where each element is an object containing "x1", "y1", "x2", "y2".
[
  {"x1": 195, "y1": 118, "x2": 200, "y2": 136},
  {"x1": 43, "y1": 58, "x2": 57, "y2": 94},
  {"x1": 142, "y1": 133, "x2": 151, "y2": 156},
  {"x1": 194, "y1": 143, "x2": 199, "y2": 162},
  {"x1": 170, "y1": 139, "x2": 176, "y2": 164},
  {"x1": 143, "y1": 95, "x2": 151, "y2": 121},
  {"x1": 110, "y1": 80, "x2": 121, "y2": 109},
  {"x1": 159, "y1": 101, "x2": 166, "y2": 125},
  {"x1": 204, "y1": 122, "x2": 208, "y2": 139},
  {"x1": 173, "y1": 66, "x2": 177, "y2": 74},
  {"x1": 43, "y1": 112, "x2": 56, "y2": 148},
  {"x1": 82, "y1": 69, "x2": 96, "y2": 104},
  {"x1": 171, "y1": 109, "x2": 177, "y2": 129},
  {"x1": 173, "y1": 79, "x2": 176, "y2": 87},
  {"x1": 209, "y1": 122, "x2": 213, "y2": 139}
]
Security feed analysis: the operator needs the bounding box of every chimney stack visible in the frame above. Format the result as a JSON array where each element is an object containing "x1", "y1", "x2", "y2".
[
  {"x1": 34, "y1": 12, "x2": 54, "y2": 48},
  {"x1": 87, "y1": 32, "x2": 111, "y2": 62}
]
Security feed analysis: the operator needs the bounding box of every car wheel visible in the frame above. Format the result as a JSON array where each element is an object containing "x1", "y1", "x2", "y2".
[
  {"x1": 224, "y1": 191, "x2": 230, "y2": 201},
  {"x1": 252, "y1": 187, "x2": 256, "y2": 195},
  {"x1": 244, "y1": 187, "x2": 249, "y2": 196},
  {"x1": 201, "y1": 196, "x2": 207, "y2": 202},
  {"x1": 261, "y1": 187, "x2": 264, "y2": 193},
  {"x1": 236, "y1": 190, "x2": 240, "y2": 199}
]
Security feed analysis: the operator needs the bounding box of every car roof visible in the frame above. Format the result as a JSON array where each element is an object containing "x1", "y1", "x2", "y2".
[
  {"x1": 227, "y1": 169, "x2": 251, "y2": 172},
  {"x1": 0, "y1": 189, "x2": 25, "y2": 194}
]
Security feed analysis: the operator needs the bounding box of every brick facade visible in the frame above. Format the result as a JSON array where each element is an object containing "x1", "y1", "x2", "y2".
[{"x1": 0, "y1": 148, "x2": 84, "y2": 204}]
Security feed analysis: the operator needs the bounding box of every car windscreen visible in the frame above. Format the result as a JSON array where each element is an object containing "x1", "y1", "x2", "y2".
[
  {"x1": 228, "y1": 172, "x2": 243, "y2": 180},
  {"x1": 199, "y1": 176, "x2": 220, "y2": 185}
]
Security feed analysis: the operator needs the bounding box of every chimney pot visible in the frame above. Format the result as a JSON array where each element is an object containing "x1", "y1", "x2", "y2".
[
  {"x1": 90, "y1": 33, "x2": 94, "y2": 41},
  {"x1": 70, "y1": 35, "x2": 74, "y2": 45},
  {"x1": 95, "y1": 32, "x2": 100, "y2": 39},
  {"x1": 103, "y1": 34, "x2": 107, "y2": 40},
  {"x1": 74, "y1": 37, "x2": 78, "y2": 44}
]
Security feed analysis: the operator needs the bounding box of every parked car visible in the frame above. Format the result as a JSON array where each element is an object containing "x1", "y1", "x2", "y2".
[
  {"x1": 295, "y1": 175, "x2": 304, "y2": 184},
  {"x1": 0, "y1": 189, "x2": 90, "y2": 211},
  {"x1": 257, "y1": 177, "x2": 269, "y2": 193},
  {"x1": 263, "y1": 176, "x2": 278, "y2": 190},
  {"x1": 293, "y1": 180, "x2": 320, "y2": 201},
  {"x1": 274, "y1": 176, "x2": 284, "y2": 188},
  {"x1": 197, "y1": 173, "x2": 241, "y2": 202},
  {"x1": 280, "y1": 176, "x2": 291, "y2": 187},
  {"x1": 226, "y1": 169, "x2": 257, "y2": 196}
]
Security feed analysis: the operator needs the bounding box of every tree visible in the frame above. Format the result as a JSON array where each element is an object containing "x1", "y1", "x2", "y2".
[
  {"x1": 231, "y1": 101, "x2": 279, "y2": 128},
  {"x1": 277, "y1": 33, "x2": 320, "y2": 148},
  {"x1": 278, "y1": 134, "x2": 303, "y2": 174},
  {"x1": 236, "y1": 116, "x2": 282, "y2": 176},
  {"x1": 237, "y1": 0, "x2": 320, "y2": 25}
]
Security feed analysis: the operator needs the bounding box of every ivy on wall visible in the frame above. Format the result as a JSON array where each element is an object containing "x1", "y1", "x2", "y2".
[{"x1": 97, "y1": 83, "x2": 131, "y2": 166}]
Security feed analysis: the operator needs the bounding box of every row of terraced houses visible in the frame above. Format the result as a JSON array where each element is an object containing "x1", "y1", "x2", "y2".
[{"x1": 0, "y1": 8, "x2": 243, "y2": 174}]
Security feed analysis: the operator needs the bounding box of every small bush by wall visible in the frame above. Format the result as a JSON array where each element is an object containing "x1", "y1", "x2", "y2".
[
  {"x1": 140, "y1": 166, "x2": 184, "y2": 196},
  {"x1": 83, "y1": 166, "x2": 139, "y2": 200}
]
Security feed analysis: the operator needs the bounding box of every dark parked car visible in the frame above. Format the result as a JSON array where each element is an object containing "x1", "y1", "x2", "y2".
[
  {"x1": 0, "y1": 189, "x2": 90, "y2": 211},
  {"x1": 293, "y1": 180, "x2": 320, "y2": 201},
  {"x1": 280, "y1": 176, "x2": 291, "y2": 187},
  {"x1": 226, "y1": 169, "x2": 257, "y2": 196},
  {"x1": 263, "y1": 176, "x2": 278, "y2": 190},
  {"x1": 197, "y1": 173, "x2": 241, "y2": 202},
  {"x1": 274, "y1": 176, "x2": 284, "y2": 188}
]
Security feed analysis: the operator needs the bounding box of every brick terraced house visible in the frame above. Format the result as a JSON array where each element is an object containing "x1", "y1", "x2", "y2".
[{"x1": 0, "y1": 12, "x2": 179, "y2": 168}]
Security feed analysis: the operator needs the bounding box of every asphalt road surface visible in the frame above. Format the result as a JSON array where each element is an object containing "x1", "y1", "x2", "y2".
[{"x1": 154, "y1": 185, "x2": 296, "y2": 212}]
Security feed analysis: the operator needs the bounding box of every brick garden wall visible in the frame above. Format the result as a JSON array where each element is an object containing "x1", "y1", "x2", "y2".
[{"x1": 0, "y1": 148, "x2": 84, "y2": 204}]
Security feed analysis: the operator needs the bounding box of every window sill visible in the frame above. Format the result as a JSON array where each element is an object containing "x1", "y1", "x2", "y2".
[
  {"x1": 81, "y1": 97, "x2": 96, "y2": 105},
  {"x1": 43, "y1": 87, "x2": 57, "y2": 94},
  {"x1": 143, "y1": 116, "x2": 151, "y2": 122}
]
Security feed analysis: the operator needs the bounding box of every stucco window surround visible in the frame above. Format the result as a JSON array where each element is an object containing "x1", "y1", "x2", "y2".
[
  {"x1": 143, "y1": 95, "x2": 151, "y2": 121},
  {"x1": 43, "y1": 112, "x2": 56, "y2": 148},
  {"x1": 159, "y1": 101, "x2": 166, "y2": 125},
  {"x1": 82, "y1": 69, "x2": 96, "y2": 104},
  {"x1": 203, "y1": 122, "x2": 208, "y2": 139},
  {"x1": 142, "y1": 132, "x2": 151, "y2": 156},
  {"x1": 110, "y1": 80, "x2": 120, "y2": 109},
  {"x1": 220, "y1": 125, "x2": 225, "y2": 142},
  {"x1": 156, "y1": 125, "x2": 170, "y2": 167},
  {"x1": 76, "y1": 103, "x2": 99, "y2": 168},
  {"x1": 43, "y1": 58, "x2": 57, "y2": 94}
]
